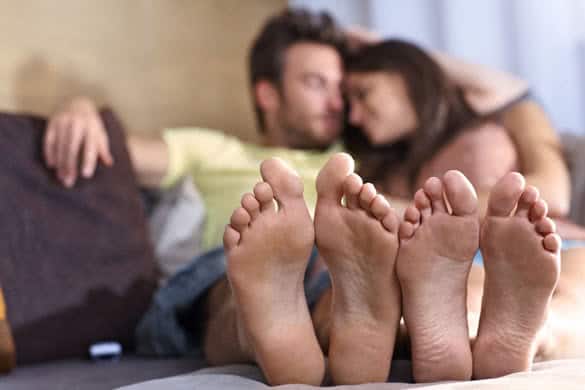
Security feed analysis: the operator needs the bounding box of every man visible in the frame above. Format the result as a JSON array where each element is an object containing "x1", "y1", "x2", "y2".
[
  {"x1": 46, "y1": 9, "x2": 347, "y2": 385},
  {"x1": 45, "y1": 7, "x2": 552, "y2": 386}
]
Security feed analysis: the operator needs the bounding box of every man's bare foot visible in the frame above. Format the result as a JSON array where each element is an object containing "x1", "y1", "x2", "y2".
[
  {"x1": 315, "y1": 153, "x2": 401, "y2": 384},
  {"x1": 397, "y1": 171, "x2": 479, "y2": 382},
  {"x1": 473, "y1": 172, "x2": 561, "y2": 379},
  {"x1": 223, "y1": 158, "x2": 324, "y2": 386}
]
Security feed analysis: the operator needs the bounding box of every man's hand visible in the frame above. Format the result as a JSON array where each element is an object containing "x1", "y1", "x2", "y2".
[
  {"x1": 44, "y1": 97, "x2": 114, "y2": 187},
  {"x1": 344, "y1": 26, "x2": 380, "y2": 52}
]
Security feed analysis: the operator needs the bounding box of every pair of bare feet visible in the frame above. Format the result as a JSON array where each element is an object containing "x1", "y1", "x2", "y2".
[{"x1": 223, "y1": 153, "x2": 561, "y2": 385}]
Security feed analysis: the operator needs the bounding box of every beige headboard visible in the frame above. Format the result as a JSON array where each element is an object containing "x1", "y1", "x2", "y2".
[{"x1": 0, "y1": 0, "x2": 286, "y2": 141}]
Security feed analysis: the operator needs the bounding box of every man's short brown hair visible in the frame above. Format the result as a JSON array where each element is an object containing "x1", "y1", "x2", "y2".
[{"x1": 249, "y1": 8, "x2": 346, "y2": 133}]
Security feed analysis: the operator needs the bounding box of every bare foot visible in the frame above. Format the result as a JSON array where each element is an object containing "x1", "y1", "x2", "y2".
[
  {"x1": 397, "y1": 171, "x2": 479, "y2": 382},
  {"x1": 223, "y1": 158, "x2": 324, "y2": 386},
  {"x1": 314, "y1": 153, "x2": 401, "y2": 385},
  {"x1": 473, "y1": 172, "x2": 561, "y2": 379}
]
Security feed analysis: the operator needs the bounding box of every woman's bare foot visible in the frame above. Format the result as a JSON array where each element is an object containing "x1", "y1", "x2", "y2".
[
  {"x1": 473, "y1": 172, "x2": 561, "y2": 379},
  {"x1": 223, "y1": 158, "x2": 324, "y2": 386},
  {"x1": 314, "y1": 153, "x2": 402, "y2": 385},
  {"x1": 397, "y1": 171, "x2": 479, "y2": 382}
]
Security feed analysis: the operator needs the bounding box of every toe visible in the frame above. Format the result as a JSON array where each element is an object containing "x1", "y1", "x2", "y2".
[
  {"x1": 260, "y1": 157, "x2": 304, "y2": 206},
  {"x1": 516, "y1": 186, "x2": 539, "y2": 218},
  {"x1": 443, "y1": 170, "x2": 478, "y2": 216},
  {"x1": 359, "y1": 182, "x2": 377, "y2": 209},
  {"x1": 529, "y1": 198, "x2": 549, "y2": 222},
  {"x1": 223, "y1": 225, "x2": 241, "y2": 250},
  {"x1": 487, "y1": 172, "x2": 526, "y2": 217},
  {"x1": 241, "y1": 193, "x2": 260, "y2": 219},
  {"x1": 536, "y1": 217, "x2": 556, "y2": 236},
  {"x1": 382, "y1": 209, "x2": 400, "y2": 233},
  {"x1": 343, "y1": 173, "x2": 363, "y2": 209},
  {"x1": 404, "y1": 205, "x2": 420, "y2": 224},
  {"x1": 370, "y1": 194, "x2": 390, "y2": 220},
  {"x1": 230, "y1": 207, "x2": 251, "y2": 232},
  {"x1": 414, "y1": 188, "x2": 432, "y2": 220},
  {"x1": 543, "y1": 233, "x2": 562, "y2": 253},
  {"x1": 316, "y1": 153, "x2": 355, "y2": 205},
  {"x1": 254, "y1": 182, "x2": 275, "y2": 212},
  {"x1": 423, "y1": 177, "x2": 447, "y2": 213},
  {"x1": 399, "y1": 221, "x2": 416, "y2": 240}
]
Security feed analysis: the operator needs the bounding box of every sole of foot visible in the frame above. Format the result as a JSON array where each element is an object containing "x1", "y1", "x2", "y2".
[
  {"x1": 315, "y1": 153, "x2": 402, "y2": 385},
  {"x1": 396, "y1": 170, "x2": 479, "y2": 382},
  {"x1": 224, "y1": 157, "x2": 324, "y2": 386},
  {"x1": 473, "y1": 172, "x2": 561, "y2": 379}
]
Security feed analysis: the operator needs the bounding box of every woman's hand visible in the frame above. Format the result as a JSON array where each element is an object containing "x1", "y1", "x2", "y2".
[{"x1": 44, "y1": 97, "x2": 113, "y2": 187}]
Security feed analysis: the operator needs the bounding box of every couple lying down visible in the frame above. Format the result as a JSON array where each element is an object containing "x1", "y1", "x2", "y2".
[
  {"x1": 197, "y1": 39, "x2": 585, "y2": 386},
  {"x1": 43, "y1": 20, "x2": 585, "y2": 384}
]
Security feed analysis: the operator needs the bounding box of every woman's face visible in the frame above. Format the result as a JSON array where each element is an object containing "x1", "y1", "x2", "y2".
[{"x1": 346, "y1": 71, "x2": 418, "y2": 145}]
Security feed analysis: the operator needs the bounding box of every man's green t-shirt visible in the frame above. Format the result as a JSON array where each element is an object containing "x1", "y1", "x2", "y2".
[{"x1": 161, "y1": 128, "x2": 341, "y2": 251}]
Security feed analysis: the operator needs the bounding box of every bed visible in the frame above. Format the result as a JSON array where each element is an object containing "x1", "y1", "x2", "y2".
[{"x1": 2, "y1": 1, "x2": 585, "y2": 389}]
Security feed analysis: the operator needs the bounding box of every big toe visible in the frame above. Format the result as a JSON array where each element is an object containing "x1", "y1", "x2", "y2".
[
  {"x1": 487, "y1": 172, "x2": 526, "y2": 217},
  {"x1": 316, "y1": 153, "x2": 355, "y2": 204},
  {"x1": 260, "y1": 157, "x2": 304, "y2": 201},
  {"x1": 443, "y1": 170, "x2": 478, "y2": 216}
]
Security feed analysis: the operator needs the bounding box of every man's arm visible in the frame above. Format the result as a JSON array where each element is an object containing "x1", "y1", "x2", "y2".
[
  {"x1": 431, "y1": 51, "x2": 529, "y2": 115},
  {"x1": 44, "y1": 97, "x2": 169, "y2": 189},
  {"x1": 127, "y1": 135, "x2": 169, "y2": 188}
]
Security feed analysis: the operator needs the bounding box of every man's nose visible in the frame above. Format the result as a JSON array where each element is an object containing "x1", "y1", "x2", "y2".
[
  {"x1": 349, "y1": 104, "x2": 362, "y2": 125},
  {"x1": 327, "y1": 91, "x2": 344, "y2": 113}
]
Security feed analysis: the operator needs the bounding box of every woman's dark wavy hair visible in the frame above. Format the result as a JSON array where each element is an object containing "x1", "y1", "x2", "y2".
[{"x1": 343, "y1": 39, "x2": 481, "y2": 190}]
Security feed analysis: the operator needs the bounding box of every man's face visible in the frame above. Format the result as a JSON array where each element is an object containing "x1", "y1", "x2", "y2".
[{"x1": 273, "y1": 42, "x2": 344, "y2": 149}]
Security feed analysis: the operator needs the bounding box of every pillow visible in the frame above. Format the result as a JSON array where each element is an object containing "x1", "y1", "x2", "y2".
[
  {"x1": 148, "y1": 176, "x2": 206, "y2": 284},
  {"x1": 0, "y1": 109, "x2": 159, "y2": 364}
]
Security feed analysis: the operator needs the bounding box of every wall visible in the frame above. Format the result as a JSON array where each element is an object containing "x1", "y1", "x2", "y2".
[
  {"x1": 291, "y1": 0, "x2": 585, "y2": 134},
  {"x1": 0, "y1": 0, "x2": 286, "y2": 139}
]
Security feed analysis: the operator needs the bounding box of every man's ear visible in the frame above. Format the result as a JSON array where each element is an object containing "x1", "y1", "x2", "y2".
[{"x1": 254, "y1": 80, "x2": 280, "y2": 112}]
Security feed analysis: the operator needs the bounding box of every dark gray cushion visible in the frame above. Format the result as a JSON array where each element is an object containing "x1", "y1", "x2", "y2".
[{"x1": 0, "y1": 110, "x2": 159, "y2": 364}]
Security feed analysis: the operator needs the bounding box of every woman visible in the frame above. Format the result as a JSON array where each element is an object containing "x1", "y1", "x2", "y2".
[
  {"x1": 345, "y1": 40, "x2": 520, "y2": 207},
  {"x1": 344, "y1": 39, "x2": 585, "y2": 231},
  {"x1": 343, "y1": 38, "x2": 585, "y2": 369}
]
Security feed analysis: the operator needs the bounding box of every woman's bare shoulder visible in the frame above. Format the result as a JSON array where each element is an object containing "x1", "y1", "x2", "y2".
[{"x1": 416, "y1": 121, "x2": 518, "y2": 191}]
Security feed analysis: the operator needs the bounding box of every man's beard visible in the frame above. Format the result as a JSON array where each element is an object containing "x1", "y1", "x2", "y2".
[
  {"x1": 283, "y1": 123, "x2": 331, "y2": 150},
  {"x1": 279, "y1": 113, "x2": 339, "y2": 150}
]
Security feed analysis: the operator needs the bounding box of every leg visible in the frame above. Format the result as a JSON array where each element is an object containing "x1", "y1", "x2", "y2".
[
  {"x1": 217, "y1": 158, "x2": 324, "y2": 386},
  {"x1": 314, "y1": 153, "x2": 402, "y2": 385},
  {"x1": 397, "y1": 170, "x2": 479, "y2": 382},
  {"x1": 533, "y1": 246, "x2": 585, "y2": 361},
  {"x1": 203, "y1": 277, "x2": 253, "y2": 365},
  {"x1": 473, "y1": 173, "x2": 561, "y2": 379}
]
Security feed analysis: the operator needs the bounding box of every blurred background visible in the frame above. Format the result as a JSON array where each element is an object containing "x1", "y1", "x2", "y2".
[
  {"x1": 293, "y1": 0, "x2": 585, "y2": 134},
  {"x1": 2, "y1": 1, "x2": 584, "y2": 136}
]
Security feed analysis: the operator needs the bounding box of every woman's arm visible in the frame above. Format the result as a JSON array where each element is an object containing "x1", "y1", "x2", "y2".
[{"x1": 501, "y1": 100, "x2": 570, "y2": 217}]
